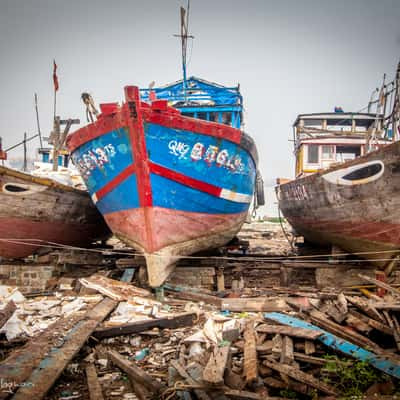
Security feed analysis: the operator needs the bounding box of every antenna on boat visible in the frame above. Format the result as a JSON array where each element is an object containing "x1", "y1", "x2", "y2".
[{"x1": 174, "y1": 1, "x2": 194, "y2": 103}]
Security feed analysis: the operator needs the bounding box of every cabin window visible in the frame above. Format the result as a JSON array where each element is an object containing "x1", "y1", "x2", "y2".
[
  {"x1": 183, "y1": 112, "x2": 194, "y2": 118},
  {"x1": 209, "y1": 112, "x2": 218, "y2": 122},
  {"x1": 307, "y1": 145, "x2": 319, "y2": 163},
  {"x1": 197, "y1": 112, "x2": 207, "y2": 121},
  {"x1": 221, "y1": 112, "x2": 231, "y2": 125},
  {"x1": 335, "y1": 145, "x2": 361, "y2": 162},
  {"x1": 321, "y1": 145, "x2": 335, "y2": 160}
]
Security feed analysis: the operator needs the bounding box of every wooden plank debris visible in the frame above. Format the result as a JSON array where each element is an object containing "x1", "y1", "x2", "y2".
[
  {"x1": 256, "y1": 324, "x2": 322, "y2": 339},
  {"x1": 0, "y1": 300, "x2": 16, "y2": 329},
  {"x1": 383, "y1": 311, "x2": 400, "y2": 351},
  {"x1": 224, "y1": 389, "x2": 285, "y2": 400},
  {"x1": 202, "y1": 344, "x2": 230, "y2": 385},
  {"x1": 348, "y1": 309, "x2": 393, "y2": 335},
  {"x1": 221, "y1": 297, "x2": 290, "y2": 312},
  {"x1": 107, "y1": 350, "x2": 165, "y2": 394},
  {"x1": 12, "y1": 298, "x2": 117, "y2": 400},
  {"x1": 80, "y1": 273, "x2": 151, "y2": 300},
  {"x1": 85, "y1": 364, "x2": 104, "y2": 400},
  {"x1": 0, "y1": 314, "x2": 84, "y2": 400},
  {"x1": 280, "y1": 336, "x2": 294, "y2": 365},
  {"x1": 165, "y1": 284, "x2": 222, "y2": 306},
  {"x1": 94, "y1": 312, "x2": 196, "y2": 339},
  {"x1": 243, "y1": 320, "x2": 258, "y2": 384},
  {"x1": 358, "y1": 273, "x2": 400, "y2": 297},
  {"x1": 308, "y1": 309, "x2": 384, "y2": 353},
  {"x1": 265, "y1": 312, "x2": 400, "y2": 379},
  {"x1": 346, "y1": 295, "x2": 385, "y2": 322},
  {"x1": 304, "y1": 340, "x2": 316, "y2": 355},
  {"x1": 170, "y1": 360, "x2": 212, "y2": 400},
  {"x1": 263, "y1": 358, "x2": 338, "y2": 395}
]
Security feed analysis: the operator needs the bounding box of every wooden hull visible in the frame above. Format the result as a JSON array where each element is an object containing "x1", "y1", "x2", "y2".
[
  {"x1": 277, "y1": 140, "x2": 400, "y2": 266},
  {"x1": 0, "y1": 166, "x2": 111, "y2": 258},
  {"x1": 67, "y1": 86, "x2": 257, "y2": 286}
]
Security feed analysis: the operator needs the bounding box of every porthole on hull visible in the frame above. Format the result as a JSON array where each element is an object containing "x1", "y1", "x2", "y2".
[
  {"x1": 322, "y1": 160, "x2": 384, "y2": 186},
  {"x1": 2, "y1": 182, "x2": 46, "y2": 195}
]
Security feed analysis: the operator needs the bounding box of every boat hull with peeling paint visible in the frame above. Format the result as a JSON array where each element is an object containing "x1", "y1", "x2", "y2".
[
  {"x1": 277, "y1": 140, "x2": 400, "y2": 266},
  {"x1": 0, "y1": 165, "x2": 111, "y2": 258}
]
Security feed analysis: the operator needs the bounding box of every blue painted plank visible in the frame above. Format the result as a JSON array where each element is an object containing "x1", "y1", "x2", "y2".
[
  {"x1": 264, "y1": 312, "x2": 400, "y2": 379},
  {"x1": 121, "y1": 268, "x2": 135, "y2": 283}
]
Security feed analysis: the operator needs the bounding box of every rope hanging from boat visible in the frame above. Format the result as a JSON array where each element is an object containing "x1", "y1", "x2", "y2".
[{"x1": 81, "y1": 92, "x2": 99, "y2": 123}]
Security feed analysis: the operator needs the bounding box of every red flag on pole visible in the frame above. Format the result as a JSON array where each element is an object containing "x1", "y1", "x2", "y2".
[{"x1": 53, "y1": 60, "x2": 59, "y2": 92}]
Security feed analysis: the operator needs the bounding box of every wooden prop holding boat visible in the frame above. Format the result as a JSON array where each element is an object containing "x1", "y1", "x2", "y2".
[{"x1": 277, "y1": 61, "x2": 400, "y2": 269}]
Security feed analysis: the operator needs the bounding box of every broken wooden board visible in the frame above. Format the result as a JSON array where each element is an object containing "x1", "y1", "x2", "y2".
[
  {"x1": 170, "y1": 360, "x2": 212, "y2": 400},
  {"x1": 202, "y1": 344, "x2": 230, "y2": 386},
  {"x1": 85, "y1": 364, "x2": 104, "y2": 400},
  {"x1": 256, "y1": 324, "x2": 322, "y2": 340},
  {"x1": 308, "y1": 309, "x2": 384, "y2": 354},
  {"x1": 221, "y1": 297, "x2": 289, "y2": 312},
  {"x1": 0, "y1": 300, "x2": 16, "y2": 329},
  {"x1": 263, "y1": 358, "x2": 337, "y2": 395},
  {"x1": 94, "y1": 312, "x2": 196, "y2": 339},
  {"x1": 280, "y1": 336, "x2": 294, "y2": 365},
  {"x1": 224, "y1": 389, "x2": 285, "y2": 400},
  {"x1": 265, "y1": 312, "x2": 400, "y2": 379},
  {"x1": 107, "y1": 350, "x2": 165, "y2": 394},
  {"x1": 12, "y1": 298, "x2": 117, "y2": 400},
  {"x1": 80, "y1": 273, "x2": 151, "y2": 300},
  {"x1": 0, "y1": 310, "x2": 96, "y2": 399},
  {"x1": 348, "y1": 309, "x2": 392, "y2": 335},
  {"x1": 243, "y1": 320, "x2": 258, "y2": 385},
  {"x1": 358, "y1": 274, "x2": 400, "y2": 297},
  {"x1": 346, "y1": 295, "x2": 385, "y2": 322},
  {"x1": 165, "y1": 284, "x2": 222, "y2": 306}
]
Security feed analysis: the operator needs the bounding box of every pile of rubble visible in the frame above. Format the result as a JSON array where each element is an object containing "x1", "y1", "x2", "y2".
[{"x1": 1, "y1": 269, "x2": 400, "y2": 399}]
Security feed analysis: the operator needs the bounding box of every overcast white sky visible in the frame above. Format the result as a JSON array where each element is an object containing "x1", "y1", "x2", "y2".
[{"x1": 0, "y1": 0, "x2": 399, "y2": 215}]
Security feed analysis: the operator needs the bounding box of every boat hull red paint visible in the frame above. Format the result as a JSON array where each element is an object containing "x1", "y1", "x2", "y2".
[
  {"x1": 277, "y1": 140, "x2": 400, "y2": 266},
  {"x1": 0, "y1": 166, "x2": 110, "y2": 259}
]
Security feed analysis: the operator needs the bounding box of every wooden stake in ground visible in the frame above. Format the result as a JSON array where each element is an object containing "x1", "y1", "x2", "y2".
[
  {"x1": 243, "y1": 320, "x2": 258, "y2": 384},
  {"x1": 85, "y1": 364, "x2": 104, "y2": 400},
  {"x1": 203, "y1": 344, "x2": 230, "y2": 385}
]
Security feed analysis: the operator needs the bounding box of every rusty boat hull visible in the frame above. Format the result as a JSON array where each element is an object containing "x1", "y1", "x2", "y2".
[
  {"x1": 277, "y1": 140, "x2": 400, "y2": 266},
  {"x1": 0, "y1": 166, "x2": 111, "y2": 258}
]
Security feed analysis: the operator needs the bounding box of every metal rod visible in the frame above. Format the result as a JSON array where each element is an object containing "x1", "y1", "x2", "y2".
[
  {"x1": 34, "y1": 93, "x2": 43, "y2": 148},
  {"x1": 5, "y1": 133, "x2": 39, "y2": 152},
  {"x1": 23, "y1": 132, "x2": 27, "y2": 172}
]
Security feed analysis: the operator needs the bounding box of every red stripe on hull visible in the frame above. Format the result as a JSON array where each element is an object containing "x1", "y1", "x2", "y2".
[
  {"x1": 0, "y1": 217, "x2": 105, "y2": 258},
  {"x1": 149, "y1": 162, "x2": 222, "y2": 198},
  {"x1": 104, "y1": 207, "x2": 247, "y2": 253},
  {"x1": 95, "y1": 164, "x2": 136, "y2": 201}
]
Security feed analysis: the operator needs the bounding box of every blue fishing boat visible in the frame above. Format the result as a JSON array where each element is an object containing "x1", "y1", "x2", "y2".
[{"x1": 66, "y1": 4, "x2": 263, "y2": 287}]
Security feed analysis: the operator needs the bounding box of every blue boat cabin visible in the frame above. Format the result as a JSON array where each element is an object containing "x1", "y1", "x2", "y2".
[{"x1": 140, "y1": 76, "x2": 243, "y2": 129}]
